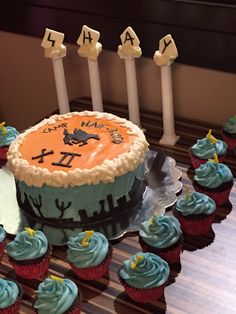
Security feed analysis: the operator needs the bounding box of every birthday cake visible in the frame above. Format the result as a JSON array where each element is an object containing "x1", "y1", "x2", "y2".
[{"x1": 7, "y1": 111, "x2": 148, "y2": 237}]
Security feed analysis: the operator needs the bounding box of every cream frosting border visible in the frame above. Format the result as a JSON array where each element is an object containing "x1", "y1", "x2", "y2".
[{"x1": 7, "y1": 111, "x2": 149, "y2": 188}]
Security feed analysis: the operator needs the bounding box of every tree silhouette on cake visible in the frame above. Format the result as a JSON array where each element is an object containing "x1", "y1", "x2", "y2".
[
  {"x1": 29, "y1": 195, "x2": 43, "y2": 217},
  {"x1": 55, "y1": 199, "x2": 72, "y2": 221}
]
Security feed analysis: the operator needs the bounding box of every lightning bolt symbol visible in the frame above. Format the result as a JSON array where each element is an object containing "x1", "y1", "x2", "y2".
[{"x1": 47, "y1": 32, "x2": 55, "y2": 47}]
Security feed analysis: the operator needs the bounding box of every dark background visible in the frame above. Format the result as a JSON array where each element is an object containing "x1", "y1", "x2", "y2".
[{"x1": 1, "y1": 0, "x2": 236, "y2": 72}]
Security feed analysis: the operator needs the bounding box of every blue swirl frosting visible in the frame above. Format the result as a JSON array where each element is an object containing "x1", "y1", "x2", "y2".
[
  {"x1": 0, "y1": 278, "x2": 19, "y2": 309},
  {"x1": 34, "y1": 277, "x2": 78, "y2": 314},
  {"x1": 6, "y1": 229, "x2": 48, "y2": 261},
  {"x1": 139, "y1": 215, "x2": 182, "y2": 248},
  {"x1": 191, "y1": 137, "x2": 227, "y2": 159},
  {"x1": 194, "y1": 162, "x2": 233, "y2": 189},
  {"x1": 223, "y1": 116, "x2": 236, "y2": 134},
  {"x1": 0, "y1": 126, "x2": 19, "y2": 147},
  {"x1": 67, "y1": 231, "x2": 109, "y2": 268},
  {"x1": 0, "y1": 226, "x2": 5, "y2": 243},
  {"x1": 119, "y1": 252, "x2": 170, "y2": 289},
  {"x1": 176, "y1": 191, "x2": 216, "y2": 216}
]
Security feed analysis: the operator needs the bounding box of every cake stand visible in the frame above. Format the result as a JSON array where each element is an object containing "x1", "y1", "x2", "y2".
[{"x1": 0, "y1": 149, "x2": 182, "y2": 245}]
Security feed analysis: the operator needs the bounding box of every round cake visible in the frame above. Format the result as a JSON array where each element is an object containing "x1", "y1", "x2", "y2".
[{"x1": 7, "y1": 111, "x2": 149, "y2": 238}]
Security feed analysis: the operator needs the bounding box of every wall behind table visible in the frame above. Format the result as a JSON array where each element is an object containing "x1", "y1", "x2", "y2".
[{"x1": 0, "y1": 31, "x2": 236, "y2": 131}]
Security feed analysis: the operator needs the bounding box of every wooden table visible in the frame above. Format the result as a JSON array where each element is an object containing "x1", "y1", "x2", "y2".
[{"x1": 1, "y1": 160, "x2": 236, "y2": 314}]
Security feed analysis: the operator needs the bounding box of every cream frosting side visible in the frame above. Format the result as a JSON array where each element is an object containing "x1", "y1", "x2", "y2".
[{"x1": 7, "y1": 111, "x2": 149, "y2": 188}]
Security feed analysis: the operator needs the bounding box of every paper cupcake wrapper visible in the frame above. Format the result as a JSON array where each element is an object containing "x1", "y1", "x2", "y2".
[
  {"x1": 67, "y1": 304, "x2": 81, "y2": 314},
  {"x1": 0, "y1": 147, "x2": 8, "y2": 161},
  {"x1": 193, "y1": 181, "x2": 233, "y2": 206},
  {"x1": 0, "y1": 239, "x2": 6, "y2": 257},
  {"x1": 9, "y1": 247, "x2": 51, "y2": 279},
  {"x1": 70, "y1": 246, "x2": 112, "y2": 280},
  {"x1": 0, "y1": 280, "x2": 22, "y2": 314},
  {"x1": 118, "y1": 274, "x2": 166, "y2": 303},
  {"x1": 189, "y1": 149, "x2": 226, "y2": 169},
  {"x1": 0, "y1": 297, "x2": 22, "y2": 314},
  {"x1": 221, "y1": 131, "x2": 236, "y2": 150},
  {"x1": 139, "y1": 236, "x2": 182, "y2": 264},
  {"x1": 174, "y1": 211, "x2": 215, "y2": 235}
]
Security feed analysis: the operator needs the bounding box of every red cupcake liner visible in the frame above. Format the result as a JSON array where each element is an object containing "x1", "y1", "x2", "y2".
[
  {"x1": 221, "y1": 132, "x2": 236, "y2": 151},
  {"x1": 174, "y1": 211, "x2": 215, "y2": 235},
  {"x1": 0, "y1": 280, "x2": 22, "y2": 314},
  {"x1": 139, "y1": 237, "x2": 182, "y2": 264},
  {"x1": 118, "y1": 275, "x2": 166, "y2": 303},
  {"x1": 0, "y1": 239, "x2": 6, "y2": 258},
  {"x1": 68, "y1": 305, "x2": 81, "y2": 314},
  {"x1": 189, "y1": 149, "x2": 225, "y2": 169},
  {"x1": 0, "y1": 296, "x2": 22, "y2": 314},
  {"x1": 70, "y1": 246, "x2": 112, "y2": 280},
  {"x1": 193, "y1": 181, "x2": 233, "y2": 206},
  {"x1": 9, "y1": 247, "x2": 51, "y2": 279},
  {"x1": 0, "y1": 147, "x2": 8, "y2": 161}
]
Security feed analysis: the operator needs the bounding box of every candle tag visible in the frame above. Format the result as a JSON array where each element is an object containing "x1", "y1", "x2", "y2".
[
  {"x1": 118, "y1": 26, "x2": 142, "y2": 59},
  {"x1": 41, "y1": 28, "x2": 66, "y2": 59},
  {"x1": 153, "y1": 34, "x2": 178, "y2": 66},
  {"x1": 77, "y1": 25, "x2": 102, "y2": 61}
]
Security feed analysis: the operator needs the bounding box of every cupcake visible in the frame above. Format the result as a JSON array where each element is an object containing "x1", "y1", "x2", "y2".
[
  {"x1": 221, "y1": 115, "x2": 236, "y2": 150},
  {"x1": 189, "y1": 129, "x2": 227, "y2": 169},
  {"x1": 6, "y1": 227, "x2": 51, "y2": 279},
  {"x1": 0, "y1": 278, "x2": 22, "y2": 314},
  {"x1": 173, "y1": 188, "x2": 216, "y2": 235},
  {"x1": 193, "y1": 154, "x2": 233, "y2": 206},
  {"x1": 34, "y1": 275, "x2": 81, "y2": 314},
  {"x1": 67, "y1": 230, "x2": 112, "y2": 280},
  {"x1": 0, "y1": 225, "x2": 6, "y2": 258},
  {"x1": 139, "y1": 213, "x2": 183, "y2": 264},
  {"x1": 0, "y1": 122, "x2": 19, "y2": 165},
  {"x1": 118, "y1": 252, "x2": 169, "y2": 303}
]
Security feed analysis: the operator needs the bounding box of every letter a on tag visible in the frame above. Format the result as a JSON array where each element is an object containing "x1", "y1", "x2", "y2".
[
  {"x1": 118, "y1": 26, "x2": 142, "y2": 59},
  {"x1": 120, "y1": 26, "x2": 140, "y2": 47},
  {"x1": 41, "y1": 28, "x2": 65, "y2": 49},
  {"x1": 154, "y1": 34, "x2": 178, "y2": 66}
]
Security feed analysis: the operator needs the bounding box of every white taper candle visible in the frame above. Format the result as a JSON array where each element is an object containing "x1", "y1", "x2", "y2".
[
  {"x1": 118, "y1": 26, "x2": 142, "y2": 126},
  {"x1": 154, "y1": 34, "x2": 179, "y2": 145},
  {"x1": 41, "y1": 28, "x2": 70, "y2": 114},
  {"x1": 77, "y1": 25, "x2": 103, "y2": 112},
  {"x1": 159, "y1": 65, "x2": 179, "y2": 144},
  {"x1": 88, "y1": 59, "x2": 103, "y2": 112},
  {"x1": 52, "y1": 57, "x2": 70, "y2": 114},
  {"x1": 124, "y1": 58, "x2": 140, "y2": 126}
]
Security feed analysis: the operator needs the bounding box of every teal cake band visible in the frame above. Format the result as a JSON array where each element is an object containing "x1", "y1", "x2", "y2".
[{"x1": 16, "y1": 164, "x2": 145, "y2": 224}]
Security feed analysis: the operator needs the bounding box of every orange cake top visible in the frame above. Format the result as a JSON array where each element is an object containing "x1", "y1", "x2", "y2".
[{"x1": 7, "y1": 111, "x2": 148, "y2": 188}]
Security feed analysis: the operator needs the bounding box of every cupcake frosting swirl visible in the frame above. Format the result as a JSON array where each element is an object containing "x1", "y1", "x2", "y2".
[
  {"x1": 0, "y1": 226, "x2": 5, "y2": 243},
  {"x1": 119, "y1": 252, "x2": 169, "y2": 289},
  {"x1": 34, "y1": 277, "x2": 78, "y2": 314},
  {"x1": 0, "y1": 126, "x2": 19, "y2": 147},
  {"x1": 139, "y1": 215, "x2": 182, "y2": 248},
  {"x1": 176, "y1": 191, "x2": 216, "y2": 216},
  {"x1": 6, "y1": 229, "x2": 48, "y2": 261},
  {"x1": 0, "y1": 278, "x2": 19, "y2": 309},
  {"x1": 67, "y1": 231, "x2": 109, "y2": 268},
  {"x1": 191, "y1": 137, "x2": 227, "y2": 159},
  {"x1": 223, "y1": 116, "x2": 236, "y2": 134},
  {"x1": 194, "y1": 162, "x2": 233, "y2": 189}
]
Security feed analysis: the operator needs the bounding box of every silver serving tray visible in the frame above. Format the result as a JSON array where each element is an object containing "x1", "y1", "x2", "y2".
[{"x1": 0, "y1": 150, "x2": 182, "y2": 245}]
